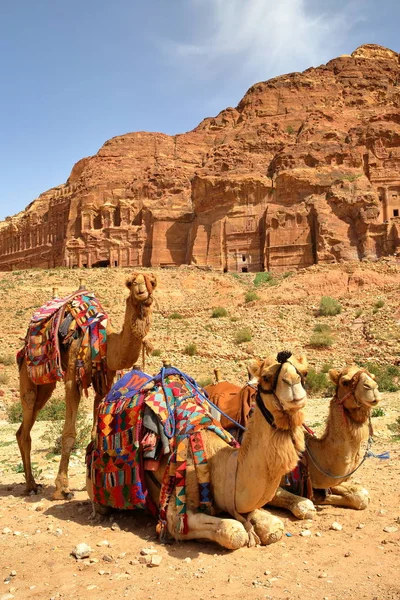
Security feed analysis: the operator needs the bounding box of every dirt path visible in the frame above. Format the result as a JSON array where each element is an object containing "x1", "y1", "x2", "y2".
[{"x1": 1, "y1": 393, "x2": 399, "y2": 600}]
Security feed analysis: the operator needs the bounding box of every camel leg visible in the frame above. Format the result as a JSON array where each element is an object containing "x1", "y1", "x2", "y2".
[
  {"x1": 91, "y1": 392, "x2": 103, "y2": 440},
  {"x1": 248, "y1": 508, "x2": 284, "y2": 544},
  {"x1": 318, "y1": 482, "x2": 369, "y2": 510},
  {"x1": 268, "y1": 486, "x2": 317, "y2": 520},
  {"x1": 53, "y1": 377, "x2": 81, "y2": 500},
  {"x1": 17, "y1": 362, "x2": 56, "y2": 494},
  {"x1": 167, "y1": 507, "x2": 248, "y2": 550}
]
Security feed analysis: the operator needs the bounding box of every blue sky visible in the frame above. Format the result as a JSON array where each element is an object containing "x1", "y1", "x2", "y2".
[{"x1": 0, "y1": 0, "x2": 399, "y2": 221}]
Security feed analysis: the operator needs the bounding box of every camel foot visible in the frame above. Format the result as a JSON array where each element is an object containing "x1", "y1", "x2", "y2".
[
  {"x1": 250, "y1": 509, "x2": 284, "y2": 545},
  {"x1": 52, "y1": 489, "x2": 75, "y2": 501},
  {"x1": 25, "y1": 483, "x2": 43, "y2": 496},
  {"x1": 292, "y1": 499, "x2": 317, "y2": 520}
]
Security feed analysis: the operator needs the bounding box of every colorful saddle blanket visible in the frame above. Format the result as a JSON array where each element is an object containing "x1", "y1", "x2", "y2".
[
  {"x1": 17, "y1": 290, "x2": 111, "y2": 395},
  {"x1": 86, "y1": 367, "x2": 237, "y2": 535}
]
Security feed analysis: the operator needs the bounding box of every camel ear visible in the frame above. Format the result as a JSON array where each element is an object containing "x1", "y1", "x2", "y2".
[
  {"x1": 147, "y1": 273, "x2": 157, "y2": 290},
  {"x1": 370, "y1": 373, "x2": 376, "y2": 380},
  {"x1": 328, "y1": 369, "x2": 341, "y2": 385},
  {"x1": 294, "y1": 352, "x2": 308, "y2": 369},
  {"x1": 248, "y1": 359, "x2": 263, "y2": 380}
]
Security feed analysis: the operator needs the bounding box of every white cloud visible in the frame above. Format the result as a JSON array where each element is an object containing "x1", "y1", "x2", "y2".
[{"x1": 163, "y1": 0, "x2": 360, "y2": 84}]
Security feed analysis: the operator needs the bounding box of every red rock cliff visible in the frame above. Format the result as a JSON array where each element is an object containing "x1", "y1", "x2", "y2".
[{"x1": 1, "y1": 44, "x2": 400, "y2": 272}]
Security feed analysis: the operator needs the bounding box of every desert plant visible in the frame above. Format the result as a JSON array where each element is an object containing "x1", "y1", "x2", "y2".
[
  {"x1": 234, "y1": 328, "x2": 252, "y2": 344},
  {"x1": 151, "y1": 348, "x2": 161, "y2": 357},
  {"x1": 211, "y1": 307, "x2": 228, "y2": 318},
  {"x1": 354, "y1": 308, "x2": 362, "y2": 318},
  {"x1": 360, "y1": 362, "x2": 400, "y2": 392},
  {"x1": 319, "y1": 296, "x2": 342, "y2": 316},
  {"x1": 286, "y1": 125, "x2": 295, "y2": 135},
  {"x1": 0, "y1": 372, "x2": 9, "y2": 385},
  {"x1": 309, "y1": 332, "x2": 334, "y2": 348},
  {"x1": 313, "y1": 323, "x2": 332, "y2": 334},
  {"x1": 169, "y1": 312, "x2": 183, "y2": 319},
  {"x1": 230, "y1": 316, "x2": 240, "y2": 322},
  {"x1": 245, "y1": 290, "x2": 259, "y2": 303},
  {"x1": 306, "y1": 368, "x2": 334, "y2": 397},
  {"x1": 321, "y1": 362, "x2": 334, "y2": 373},
  {"x1": 197, "y1": 376, "x2": 213, "y2": 388},
  {"x1": 371, "y1": 407, "x2": 386, "y2": 418},
  {"x1": 0, "y1": 353, "x2": 15, "y2": 366},
  {"x1": 253, "y1": 272, "x2": 273, "y2": 287},
  {"x1": 374, "y1": 299, "x2": 385, "y2": 309},
  {"x1": 40, "y1": 409, "x2": 92, "y2": 454},
  {"x1": 184, "y1": 343, "x2": 197, "y2": 356},
  {"x1": 6, "y1": 395, "x2": 66, "y2": 424}
]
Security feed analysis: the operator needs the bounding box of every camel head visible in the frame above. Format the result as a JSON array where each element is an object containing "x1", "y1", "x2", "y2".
[
  {"x1": 125, "y1": 272, "x2": 157, "y2": 306},
  {"x1": 329, "y1": 365, "x2": 381, "y2": 410},
  {"x1": 248, "y1": 350, "x2": 308, "y2": 417}
]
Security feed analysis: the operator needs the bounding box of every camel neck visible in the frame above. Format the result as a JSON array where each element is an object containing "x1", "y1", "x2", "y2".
[
  {"x1": 235, "y1": 404, "x2": 304, "y2": 514},
  {"x1": 106, "y1": 297, "x2": 152, "y2": 371}
]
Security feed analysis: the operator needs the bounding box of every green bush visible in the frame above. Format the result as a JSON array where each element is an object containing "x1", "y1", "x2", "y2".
[
  {"x1": 197, "y1": 377, "x2": 213, "y2": 388},
  {"x1": 169, "y1": 312, "x2": 183, "y2": 319},
  {"x1": 309, "y1": 332, "x2": 334, "y2": 348},
  {"x1": 313, "y1": 323, "x2": 332, "y2": 334},
  {"x1": 321, "y1": 362, "x2": 334, "y2": 373},
  {"x1": 40, "y1": 410, "x2": 92, "y2": 454},
  {"x1": 306, "y1": 368, "x2": 334, "y2": 397},
  {"x1": 151, "y1": 349, "x2": 161, "y2": 357},
  {"x1": 253, "y1": 272, "x2": 273, "y2": 287},
  {"x1": 230, "y1": 316, "x2": 240, "y2": 322},
  {"x1": 319, "y1": 296, "x2": 342, "y2": 316},
  {"x1": 0, "y1": 372, "x2": 9, "y2": 385},
  {"x1": 235, "y1": 328, "x2": 252, "y2": 344},
  {"x1": 245, "y1": 290, "x2": 260, "y2": 303},
  {"x1": 0, "y1": 354, "x2": 15, "y2": 366},
  {"x1": 361, "y1": 362, "x2": 400, "y2": 392},
  {"x1": 355, "y1": 308, "x2": 362, "y2": 318},
  {"x1": 211, "y1": 307, "x2": 228, "y2": 318},
  {"x1": 184, "y1": 343, "x2": 197, "y2": 356},
  {"x1": 374, "y1": 299, "x2": 385, "y2": 309},
  {"x1": 6, "y1": 395, "x2": 66, "y2": 424},
  {"x1": 371, "y1": 407, "x2": 385, "y2": 417},
  {"x1": 286, "y1": 125, "x2": 295, "y2": 135}
]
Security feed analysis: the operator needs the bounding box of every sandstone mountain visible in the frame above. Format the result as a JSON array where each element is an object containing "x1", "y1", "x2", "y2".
[{"x1": 1, "y1": 44, "x2": 400, "y2": 272}]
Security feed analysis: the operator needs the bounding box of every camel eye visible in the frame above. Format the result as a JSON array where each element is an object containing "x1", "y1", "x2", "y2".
[
  {"x1": 263, "y1": 375, "x2": 270, "y2": 383},
  {"x1": 342, "y1": 379, "x2": 350, "y2": 386}
]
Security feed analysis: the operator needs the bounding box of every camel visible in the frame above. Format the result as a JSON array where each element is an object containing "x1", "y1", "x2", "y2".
[
  {"x1": 17, "y1": 272, "x2": 157, "y2": 500},
  {"x1": 206, "y1": 364, "x2": 381, "y2": 519},
  {"x1": 87, "y1": 351, "x2": 309, "y2": 549},
  {"x1": 270, "y1": 364, "x2": 381, "y2": 517}
]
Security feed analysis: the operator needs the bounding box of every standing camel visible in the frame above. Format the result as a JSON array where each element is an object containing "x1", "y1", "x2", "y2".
[
  {"x1": 17, "y1": 272, "x2": 157, "y2": 500},
  {"x1": 206, "y1": 364, "x2": 381, "y2": 519},
  {"x1": 87, "y1": 352, "x2": 309, "y2": 549}
]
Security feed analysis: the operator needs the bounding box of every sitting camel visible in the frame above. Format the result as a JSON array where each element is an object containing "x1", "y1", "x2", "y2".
[
  {"x1": 206, "y1": 364, "x2": 381, "y2": 519},
  {"x1": 270, "y1": 364, "x2": 381, "y2": 517},
  {"x1": 17, "y1": 272, "x2": 157, "y2": 500},
  {"x1": 87, "y1": 351, "x2": 309, "y2": 549}
]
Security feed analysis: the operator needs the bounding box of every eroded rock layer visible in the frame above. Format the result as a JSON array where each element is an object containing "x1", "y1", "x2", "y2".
[{"x1": 1, "y1": 44, "x2": 400, "y2": 272}]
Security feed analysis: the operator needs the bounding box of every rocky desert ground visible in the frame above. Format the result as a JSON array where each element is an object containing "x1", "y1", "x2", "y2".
[{"x1": 0, "y1": 262, "x2": 399, "y2": 600}]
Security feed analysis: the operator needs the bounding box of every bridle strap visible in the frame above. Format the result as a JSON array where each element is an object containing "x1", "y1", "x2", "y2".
[
  {"x1": 256, "y1": 359, "x2": 305, "y2": 430},
  {"x1": 256, "y1": 387, "x2": 276, "y2": 429}
]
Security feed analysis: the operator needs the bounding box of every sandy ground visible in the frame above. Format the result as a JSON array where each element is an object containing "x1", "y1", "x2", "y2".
[
  {"x1": 0, "y1": 393, "x2": 399, "y2": 600},
  {"x1": 0, "y1": 264, "x2": 400, "y2": 600}
]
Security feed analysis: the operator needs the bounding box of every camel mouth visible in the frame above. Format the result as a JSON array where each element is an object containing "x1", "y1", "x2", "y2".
[{"x1": 290, "y1": 397, "x2": 306, "y2": 409}]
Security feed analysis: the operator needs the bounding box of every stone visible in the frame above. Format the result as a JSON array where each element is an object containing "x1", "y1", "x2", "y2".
[
  {"x1": 383, "y1": 526, "x2": 398, "y2": 533},
  {"x1": 96, "y1": 540, "x2": 111, "y2": 547},
  {"x1": 330, "y1": 522, "x2": 343, "y2": 531},
  {"x1": 300, "y1": 530, "x2": 312, "y2": 537},
  {"x1": 148, "y1": 555, "x2": 162, "y2": 567},
  {"x1": 140, "y1": 547, "x2": 158, "y2": 556},
  {"x1": 110, "y1": 522, "x2": 120, "y2": 531},
  {"x1": 1, "y1": 594, "x2": 15, "y2": 600},
  {"x1": 1, "y1": 528, "x2": 11, "y2": 535},
  {"x1": 2, "y1": 45, "x2": 400, "y2": 274},
  {"x1": 71, "y1": 543, "x2": 92, "y2": 559},
  {"x1": 102, "y1": 555, "x2": 113, "y2": 562},
  {"x1": 357, "y1": 523, "x2": 366, "y2": 529}
]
